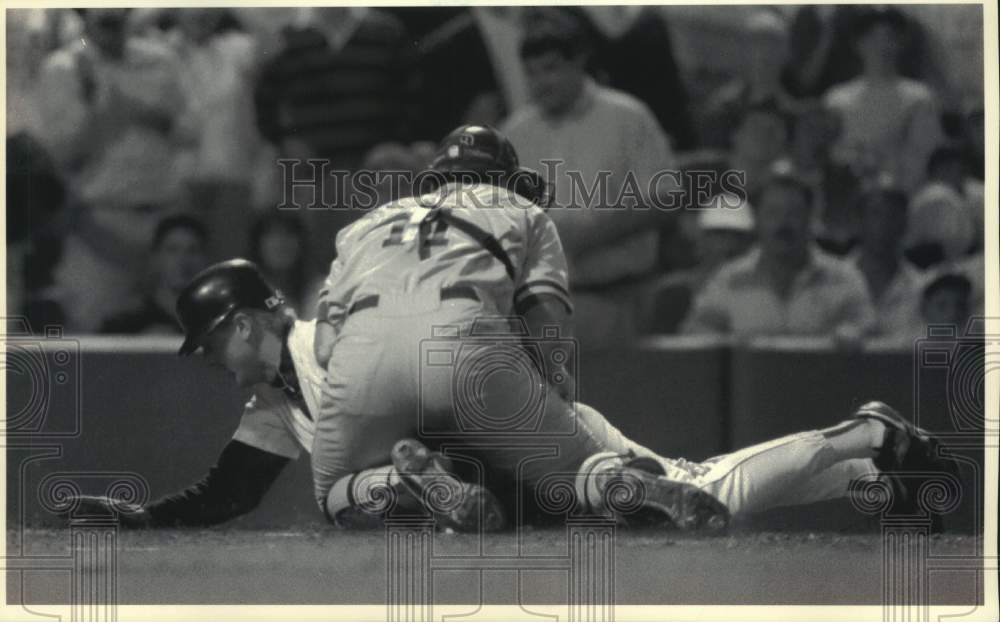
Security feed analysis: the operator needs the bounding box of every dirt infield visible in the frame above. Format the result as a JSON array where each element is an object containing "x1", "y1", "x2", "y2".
[{"x1": 6, "y1": 527, "x2": 983, "y2": 606}]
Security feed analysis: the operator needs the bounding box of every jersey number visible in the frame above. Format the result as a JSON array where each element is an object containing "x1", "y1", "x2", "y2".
[{"x1": 382, "y1": 219, "x2": 450, "y2": 260}]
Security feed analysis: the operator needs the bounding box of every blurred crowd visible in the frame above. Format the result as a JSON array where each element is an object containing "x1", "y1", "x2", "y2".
[{"x1": 6, "y1": 6, "x2": 986, "y2": 349}]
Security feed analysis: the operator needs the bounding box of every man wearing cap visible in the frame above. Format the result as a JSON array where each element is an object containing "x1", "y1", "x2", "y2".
[{"x1": 640, "y1": 193, "x2": 756, "y2": 334}]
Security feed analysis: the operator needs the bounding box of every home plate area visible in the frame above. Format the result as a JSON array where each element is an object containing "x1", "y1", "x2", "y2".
[{"x1": 7, "y1": 526, "x2": 982, "y2": 606}]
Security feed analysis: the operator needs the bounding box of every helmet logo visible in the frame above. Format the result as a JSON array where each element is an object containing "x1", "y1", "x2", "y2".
[
  {"x1": 265, "y1": 294, "x2": 284, "y2": 310},
  {"x1": 459, "y1": 135, "x2": 474, "y2": 146},
  {"x1": 447, "y1": 145, "x2": 461, "y2": 158}
]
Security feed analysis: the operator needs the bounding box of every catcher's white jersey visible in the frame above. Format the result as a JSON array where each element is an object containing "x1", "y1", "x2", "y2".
[
  {"x1": 317, "y1": 183, "x2": 573, "y2": 328},
  {"x1": 231, "y1": 183, "x2": 574, "y2": 462}
]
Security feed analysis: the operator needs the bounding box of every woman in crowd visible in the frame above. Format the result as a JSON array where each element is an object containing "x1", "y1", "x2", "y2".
[{"x1": 248, "y1": 212, "x2": 324, "y2": 320}]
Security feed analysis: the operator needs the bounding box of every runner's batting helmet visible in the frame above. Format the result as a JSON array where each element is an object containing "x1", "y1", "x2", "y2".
[{"x1": 175, "y1": 259, "x2": 284, "y2": 356}]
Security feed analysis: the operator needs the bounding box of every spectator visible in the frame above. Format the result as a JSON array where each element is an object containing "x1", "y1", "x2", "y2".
[
  {"x1": 729, "y1": 102, "x2": 793, "y2": 204},
  {"x1": 682, "y1": 169, "x2": 875, "y2": 339},
  {"x1": 36, "y1": 8, "x2": 187, "y2": 331},
  {"x1": 947, "y1": 251, "x2": 985, "y2": 320},
  {"x1": 8, "y1": 133, "x2": 70, "y2": 333},
  {"x1": 920, "y1": 273, "x2": 972, "y2": 329},
  {"x1": 360, "y1": 142, "x2": 426, "y2": 208},
  {"x1": 852, "y1": 183, "x2": 925, "y2": 342},
  {"x1": 254, "y1": 7, "x2": 411, "y2": 171},
  {"x1": 416, "y1": 6, "x2": 695, "y2": 149},
  {"x1": 922, "y1": 144, "x2": 983, "y2": 251},
  {"x1": 229, "y1": 8, "x2": 311, "y2": 60},
  {"x1": 691, "y1": 195, "x2": 758, "y2": 277},
  {"x1": 248, "y1": 212, "x2": 323, "y2": 320},
  {"x1": 903, "y1": 189, "x2": 975, "y2": 272},
  {"x1": 904, "y1": 145, "x2": 979, "y2": 270},
  {"x1": 817, "y1": 165, "x2": 868, "y2": 259},
  {"x1": 790, "y1": 103, "x2": 840, "y2": 183},
  {"x1": 785, "y1": 5, "x2": 867, "y2": 99},
  {"x1": 700, "y1": 11, "x2": 798, "y2": 149},
  {"x1": 410, "y1": 141, "x2": 438, "y2": 169},
  {"x1": 126, "y1": 7, "x2": 179, "y2": 41},
  {"x1": 789, "y1": 103, "x2": 863, "y2": 254},
  {"x1": 384, "y1": 7, "x2": 462, "y2": 41},
  {"x1": 823, "y1": 7, "x2": 944, "y2": 193},
  {"x1": 640, "y1": 193, "x2": 756, "y2": 335},
  {"x1": 6, "y1": 9, "x2": 55, "y2": 137},
  {"x1": 501, "y1": 10, "x2": 678, "y2": 348},
  {"x1": 7, "y1": 133, "x2": 66, "y2": 252},
  {"x1": 785, "y1": 5, "x2": 944, "y2": 99},
  {"x1": 168, "y1": 8, "x2": 267, "y2": 260},
  {"x1": 254, "y1": 7, "x2": 413, "y2": 271},
  {"x1": 414, "y1": 8, "x2": 528, "y2": 139},
  {"x1": 581, "y1": 6, "x2": 696, "y2": 149},
  {"x1": 962, "y1": 103, "x2": 985, "y2": 181},
  {"x1": 20, "y1": 233, "x2": 68, "y2": 333},
  {"x1": 670, "y1": 101, "x2": 792, "y2": 246},
  {"x1": 101, "y1": 215, "x2": 208, "y2": 334}
]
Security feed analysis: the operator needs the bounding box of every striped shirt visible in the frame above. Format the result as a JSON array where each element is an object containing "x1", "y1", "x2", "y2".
[{"x1": 254, "y1": 9, "x2": 412, "y2": 169}]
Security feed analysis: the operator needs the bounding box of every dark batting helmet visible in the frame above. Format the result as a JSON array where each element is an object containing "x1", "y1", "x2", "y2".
[
  {"x1": 175, "y1": 258, "x2": 284, "y2": 356},
  {"x1": 430, "y1": 125, "x2": 552, "y2": 208},
  {"x1": 431, "y1": 125, "x2": 519, "y2": 175}
]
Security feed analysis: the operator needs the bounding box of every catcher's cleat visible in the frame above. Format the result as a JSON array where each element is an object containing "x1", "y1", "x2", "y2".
[
  {"x1": 851, "y1": 401, "x2": 960, "y2": 530},
  {"x1": 594, "y1": 454, "x2": 730, "y2": 532},
  {"x1": 391, "y1": 439, "x2": 506, "y2": 533}
]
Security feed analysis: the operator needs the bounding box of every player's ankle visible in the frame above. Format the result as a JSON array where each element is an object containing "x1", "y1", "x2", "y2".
[
  {"x1": 866, "y1": 419, "x2": 890, "y2": 455},
  {"x1": 821, "y1": 419, "x2": 884, "y2": 460}
]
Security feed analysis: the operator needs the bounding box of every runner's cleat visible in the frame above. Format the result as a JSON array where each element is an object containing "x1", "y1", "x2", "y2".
[
  {"x1": 851, "y1": 401, "x2": 960, "y2": 531},
  {"x1": 598, "y1": 456, "x2": 730, "y2": 532}
]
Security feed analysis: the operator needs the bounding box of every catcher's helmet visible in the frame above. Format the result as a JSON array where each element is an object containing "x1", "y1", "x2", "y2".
[
  {"x1": 430, "y1": 125, "x2": 520, "y2": 175},
  {"x1": 430, "y1": 125, "x2": 552, "y2": 208},
  {"x1": 175, "y1": 258, "x2": 284, "y2": 356}
]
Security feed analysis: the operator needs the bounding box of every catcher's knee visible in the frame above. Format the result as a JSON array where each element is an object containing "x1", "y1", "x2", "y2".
[
  {"x1": 573, "y1": 451, "x2": 629, "y2": 516},
  {"x1": 320, "y1": 474, "x2": 353, "y2": 526},
  {"x1": 321, "y1": 468, "x2": 400, "y2": 529}
]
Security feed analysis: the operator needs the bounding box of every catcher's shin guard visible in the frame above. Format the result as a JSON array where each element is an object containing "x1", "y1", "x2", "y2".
[
  {"x1": 391, "y1": 439, "x2": 507, "y2": 532},
  {"x1": 324, "y1": 465, "x2": 409, "y2": 529},
  {"x1": 575, "y1": 452, "x2": 730, "y2": 531}
]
